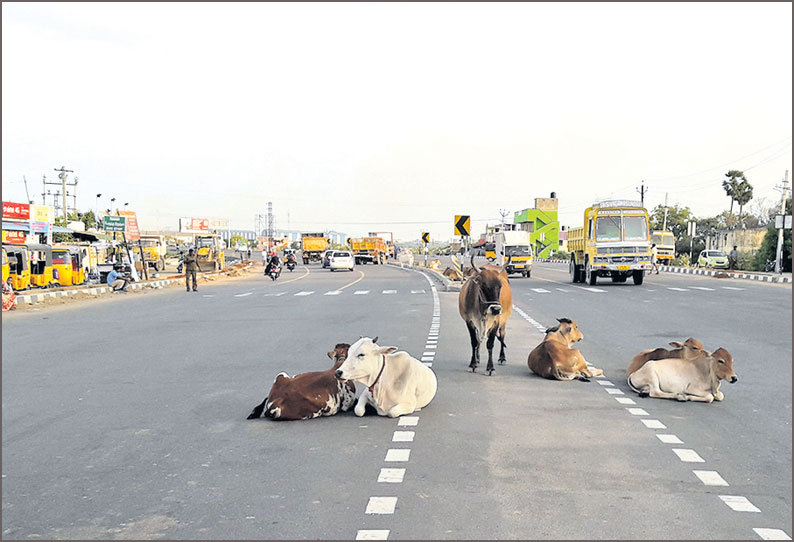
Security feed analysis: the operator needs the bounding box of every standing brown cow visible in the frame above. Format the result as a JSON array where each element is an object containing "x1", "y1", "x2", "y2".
[{"x1": 458, "y1": 255, "x2": 512, "y2": 375}]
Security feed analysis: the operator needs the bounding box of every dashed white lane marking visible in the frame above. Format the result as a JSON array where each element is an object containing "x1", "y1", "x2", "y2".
[
  {"x1": 555, "y1": 288, "x2": 570, "y2": 292},
  {"x1": 264, "y1": 292, "x2": 287, "y2": 296},
  {"x1": 597, "y1": 380, "x2": 614, "y2": 386},
  {"x1": 722, "y1": 286, "x2": 745, "y2": 290},
  {"x1": 382, "y1": 289, "x2": 396, "y2": 294},
  {"x1": 423, "y1": 362, "x2": 433, "y2": 367},
  {"x1": 324, "y1": 290, "x2": 341, "y2": 295},
  {"x1": 202, "y1": 294, "x2": 216, "y2": 297},
  {"x1": 605, "y1": 388, "x2": 624, "y2": 395},
  {"x1": 531, "y1": 288, "x2": 551, "y2": 293},
  {"x1": 398, "y1": 416, "x2": 419, "y2": 426},
  {"x1": 356, "y1": 530, "x2": 390, "y2": 540},
  {"x1": 294, "y1": 291, "x2": 314, "y2": 296},
  {"x1": 411, "y1": 289, "x2": 426, "y2": 294},
  {"x1": 574, "y1": 286, "x2": 606, "y2": 293},
  {"x1": 753, "y1": 528, "x2": 791, "y2": 540},
  {"x1": 422, "y1": 351, "x2": 434, "y2": 356},
  {"x1": 421, "y1": 357, "x2": 434, "y2": 362},
  {"x1": 668, "y1": 287, "x2": 689, "y2": 291},
  {"x1": 673, "y1": 448, "x2": 705, "y2": 463},
  {"x1": 615, "y1": 397, "x2": 636, "y2": 405},
  {"x1": 378, "y1": 468, "x2": 406, "y2": 483},
  {"x1": 626, "y1": 408, "x2": 649, "y2": 416},
  {"x1": 689, "y1": 286, "x2": 715, "y2": 291},
  {"x1": 693, "y1": 470, "x2": 729, "y2": 486},
  {"x1": 720, "y1": 495, "x2": 762, "y2": 512},
  {"x1": 392, "y1": 431, "x2": 415, "y2": 442},
  {"x1": 366, "y1": 497, "x2": 397, "y2": 514},
  {"x1": 354, "y1": 290, "x2": 370, "y2": 295},
  {"x1": 656, "y1": 434, "x2": 683, "y2": 444},
  {"x1": 642, "y1": 419, "x2": 667, "y2": 429},
  {"x1": 234, "y1": 292, "x2": 253, "y2": 297},
  {"x1": 425, "y1": 345, "x2": 437, "y2": 349},
  {"x1": 385, "y1": 449, "x2": 410, "y2": 462}
]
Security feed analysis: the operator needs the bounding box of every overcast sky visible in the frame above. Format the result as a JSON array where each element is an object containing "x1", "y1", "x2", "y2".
[{"x1": 2, "y1": 2, "x2": 791, "y2": 242}]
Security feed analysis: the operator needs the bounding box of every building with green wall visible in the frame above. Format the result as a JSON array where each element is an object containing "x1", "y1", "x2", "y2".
[{"x1": 513, "y1": 194, "x2": 560, "y2": 259}]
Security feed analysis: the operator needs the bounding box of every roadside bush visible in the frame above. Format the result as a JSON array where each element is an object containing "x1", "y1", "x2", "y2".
[
  {"x1": 672, "y1": 254, "x2": 691, "y2": 267},
  {"x1": 738, "y1": 250, "x2": 761, "y2": 271},
  {"x1": 552, "y1": 250, "x2": 570, "y2": 260}
]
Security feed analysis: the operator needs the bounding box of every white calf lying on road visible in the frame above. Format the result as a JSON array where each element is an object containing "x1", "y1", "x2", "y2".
[
  {"x1": 335, "y1": 337, "x2": 438, "y2": 417},
  {"x1": 627, "y1": 347, "x2": 737, "y2": 403},
  {"x1": 398, "y1": 252, "x2": 414, "y2": 268}
]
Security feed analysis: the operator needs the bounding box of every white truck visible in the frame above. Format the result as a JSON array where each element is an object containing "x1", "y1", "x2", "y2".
[{"x1": 495, "y1": 229, "x2": 533, "y2": 277}]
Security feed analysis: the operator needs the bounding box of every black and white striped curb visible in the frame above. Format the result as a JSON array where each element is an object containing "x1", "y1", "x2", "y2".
[
  {"x1": 17, "y1": 279, "x2": 180, "y2": 304},
  {"x1": 660, "y1": 265, "x2": 791, "y2": 283}
]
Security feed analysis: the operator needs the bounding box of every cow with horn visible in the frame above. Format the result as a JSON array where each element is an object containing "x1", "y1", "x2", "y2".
[{"x1": 458, "y1": 254, "x2": 513, "y2": 375}]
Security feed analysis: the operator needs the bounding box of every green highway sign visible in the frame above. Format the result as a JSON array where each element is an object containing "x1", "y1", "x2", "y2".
[{"x1": 104, "y1": 215, "x2": 126, "y2": 232}]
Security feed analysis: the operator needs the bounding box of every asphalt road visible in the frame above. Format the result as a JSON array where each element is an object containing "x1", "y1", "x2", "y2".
[{"x1": 2, "y1": 262, "x2": 791, "y2": 540}]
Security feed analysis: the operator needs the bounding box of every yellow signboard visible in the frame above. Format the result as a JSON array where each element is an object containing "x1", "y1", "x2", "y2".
[
  {"x1": 454, "y1": 215, "x2": 470, "y2": 237},
  {"x1": 30, "y1": 205, "x2": 55, "y2": 224}
]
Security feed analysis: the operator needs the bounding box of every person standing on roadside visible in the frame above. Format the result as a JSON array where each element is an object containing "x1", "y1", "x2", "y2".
[
  {"x1": 184, "y1": 248, "x2": 201, "y2": 292},
  {"x1": 650, "y1": 243, "x2": 660, "y2": 274},
  {"x1": 729, "y1": 245, "x2": 739, "y2": 270}
]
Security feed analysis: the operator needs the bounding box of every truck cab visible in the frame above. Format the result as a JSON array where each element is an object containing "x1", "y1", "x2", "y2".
[
  {"x1": 651, "y1": 230, "x2": 675, "y2": 262},
  {"x1": 495, "y1": 229, "x2": 533, "y2": 277}
]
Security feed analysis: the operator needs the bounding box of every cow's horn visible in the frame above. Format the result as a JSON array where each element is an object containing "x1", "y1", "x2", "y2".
[
  {"x1": 505, "y1": 255, "x2": 512, "y2": 267},
  {"x1": 470, "y1": 253, "x2": 479, "y2": 273},
  {"x1": 372, "y1": 336, "x2": 378, "y2": 343}
]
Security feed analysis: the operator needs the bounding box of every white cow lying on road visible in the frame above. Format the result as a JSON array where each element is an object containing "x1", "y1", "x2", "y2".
[
  {"x1": 627, "y1": 347, "x2": 737, "y2": 403},
  {"x1": 398, "y1": 252, "x2": 414, "y2": 268},
  {"x1": 335, "y1": 337, "x2": 438, "y2": 417}
]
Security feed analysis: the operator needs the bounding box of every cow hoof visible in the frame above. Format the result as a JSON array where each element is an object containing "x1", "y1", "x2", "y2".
[
  {"x1": 498, "y1": 359, "x2": 506, "y2": 365},
  {"x1": 487, "y1": 370, "x2": 495, "y2": 376},
  {"x1": 470, "y1": 367, "x2": 477, "y2": 373},
  {"x1": 638, "y1": 391, "x2": 649, "y2": 398}
]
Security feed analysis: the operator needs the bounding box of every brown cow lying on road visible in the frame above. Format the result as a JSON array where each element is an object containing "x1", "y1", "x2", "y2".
[
  {"x1": 246, "y1": 343, "x2": 357, "y2": 420},
  {"x1": 627, "y1": 347, "x2": 737, "y2": 402},
  {"x1": 527, "y1": 318, "x2": 603, "y2": 381},
  {"x1": 625, "y1": 337, "x2": 705, "y2": 376}
]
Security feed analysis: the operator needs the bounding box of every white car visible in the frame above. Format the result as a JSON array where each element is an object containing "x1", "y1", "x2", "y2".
[{"x1": 329, "y1": 250, "x2": 355, "y2": 271}]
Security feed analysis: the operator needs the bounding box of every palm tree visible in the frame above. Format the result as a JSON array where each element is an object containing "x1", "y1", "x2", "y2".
[
  {"x1": 723, "y1": 170, "x2": 746, "y2": 214},
  {"x1": 735, "y1": 179, "x2": 754, "y2": 218}
]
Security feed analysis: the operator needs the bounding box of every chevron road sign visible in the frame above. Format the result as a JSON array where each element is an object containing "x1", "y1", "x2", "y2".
[{"x1": 454, "y1": 215, "x2": 470, "y2": 237}]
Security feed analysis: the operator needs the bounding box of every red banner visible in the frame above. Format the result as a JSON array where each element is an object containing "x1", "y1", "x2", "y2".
[
  {"x1": 191, "y1": 218, "x2": 209, "y2": 231},
  {"x1": 3, "y1": 231, "x2": 26, "y2": 244},
  {"x1": 3, "y1": 201, "x2": 30, "y2": 220},
  {"x1": 118, "y1": 210, "x2": 141, "y2": 241}
]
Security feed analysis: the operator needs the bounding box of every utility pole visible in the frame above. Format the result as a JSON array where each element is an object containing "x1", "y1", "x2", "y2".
[
  {"x1": 636, "y1": 180, "x2": 647, "y2": 207},
  {"x1": 23, "y1": 176, "x2": 33, "y2": 204},
  {"x1": 774, "y1": 170, "x2": 789, "y2": 274},
  {"x1": 266, "y1": 201, "x2": 274, "y2": 253},
  {"x1": 662, "y1": 192, "x2": 669, "y2": 231},
  {"x1": 498, "y1": 209, "x2": 509, "y2": 231},
  {"x1": 53, "y1": 166, "x2": 75, "y2": 220}
]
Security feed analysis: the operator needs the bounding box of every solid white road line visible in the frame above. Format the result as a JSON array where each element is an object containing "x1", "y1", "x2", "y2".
[
  {"x1": 626, "y1": 408, "x2": 649, "y2": 416},
  {"x1": 753, "y1": 528, "x2": 791, "y2": 540},
  {"x1": 693, "y1": 470, "x2": 729, "y2": 486},
  {"x1": 392, "y1": 431, "x2": 415, "y2": 442},
  {"x1": 642, "y1": 419, "x2": 667, "y2": 429},
  {"x1": 366, "y1": 497, "x2": 397, "y2": 514},
  {"x1": 656, "y1": 434, "x2": 683, "y2": 444},
  {"x1": 378, "y1": 468, "x2": 406, "y2": 483},
  {"x1": 385, "y1": 449, "x2": 410, "y2": 462},
  {"x1": 398, "y1": 416, "x2": 419, "y2": 426},
  {"x1": 354, "y1": 290, "x2": 370, "y2": 295},
  {"x1": 356, "y1": 530, "x2": 390, "y2": 540},
  {"x1": 720, "y1": 495, "x2": 761, "y2": 512},
  {"x1": 672, "y1": 448, "x2": 705, "y2": 462},
  {"x1": 615, "y1": 397, "x2": 636, "y2": 404}
]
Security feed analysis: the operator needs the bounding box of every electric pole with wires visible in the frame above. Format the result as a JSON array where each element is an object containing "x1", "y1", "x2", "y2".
[{"x1": 636, "y1": 180, "x2": 647, "y2": 207}]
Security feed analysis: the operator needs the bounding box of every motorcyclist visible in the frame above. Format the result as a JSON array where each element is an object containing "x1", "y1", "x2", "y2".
[
  {"x1": 265, "y1": 251, "x2": 281, "y2": 276},
  {"x1": 285, "y1": 252, "x2": 297, "y2": 266}
]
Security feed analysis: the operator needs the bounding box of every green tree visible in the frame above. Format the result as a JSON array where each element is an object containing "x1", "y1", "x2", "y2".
[
  {"x1": 754, "y1": 197, "x2": 792, "y2": 272},
  {"x1": 722, "y1": 170, "x2": 746, "y2": 214},
  {"x1": 734, "y1": 179, "x2": 754, "y2": 217},
  {"x1": 229, "y1": 234, "x2": 249, "y2": 248},
  {"x1": 649, "y1": 204, "x2": 693, "y2": 240},
  {"x1": 80, "y1": 210, "x2": 97, "y2": 230}
]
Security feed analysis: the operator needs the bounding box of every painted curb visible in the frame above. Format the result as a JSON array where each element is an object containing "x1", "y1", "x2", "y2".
[{"x1": 386, "y1": 263, "x2": 461, "y2": 292}]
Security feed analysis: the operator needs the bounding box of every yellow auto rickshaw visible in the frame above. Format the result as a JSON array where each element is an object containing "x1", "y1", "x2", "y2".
[
  {"x1": 2, "y1": 248, "x2": 9, "y2": 285},
  {"x1": 53, "y1": 248, "x2": 86, "y2": 287},
  {"x1": 26, "y1": 243, "x2": 56, "y2": 288},
  {"x1": 3, "y1": 244, "x2": 31, "y2": 290}
]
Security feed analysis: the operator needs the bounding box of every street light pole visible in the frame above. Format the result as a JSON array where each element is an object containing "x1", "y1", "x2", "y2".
[{"x1": 95, "y1": 194, "x2": 102, "y2": 229}]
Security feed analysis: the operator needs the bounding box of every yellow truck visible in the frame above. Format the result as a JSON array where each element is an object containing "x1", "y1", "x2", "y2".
[
  {"x1": 651, "y1": 230, "x2": 676, "y2": 262},
  {"x1": 568, "y1": 200, "x2": 652, "y2": 285},
  {"x1": 301, "y1": 233, "x2": 329, "y2": 264},
  {"x1": 495, "y1": 229, "x2": 533, "y2": 277},
  {"x1": 195, "y1": 234, "x2": 226, "y2": 271},
  {"x1": 349, "y1": 237, "x2": 388, "y2": 265},
  {"x1": 133, "y1": 235, "x2": 168, "y2": 272}
]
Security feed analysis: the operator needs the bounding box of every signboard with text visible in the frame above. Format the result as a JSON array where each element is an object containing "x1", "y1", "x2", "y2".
[
  {"x1": 104, "y1": 216, "x2": 126, "y2": 232},
  {"x1": 31, "y1": 221, "x2": 50, "y2": 234},
  {"x1": 31, "y1": 205, "x2": 55, "y2": 224},
  {"x1": 3, "y1": 201, "x2": 30, "y2": 221},
  {"x1": 2, "y1": 230, "x2": 26, "y2": 244},
  {"x1": 118, "y1": 210, "x2": 141, "y2": 241}
]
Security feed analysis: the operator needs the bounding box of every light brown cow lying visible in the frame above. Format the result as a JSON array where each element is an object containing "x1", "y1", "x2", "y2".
[
  {"x1": 246, "y1": 343, "x2": 357, "y2": 420},
  {"x1": 527, "y1": 318, "x2": 603, "y2": 381},
  {"x1": 625, "y1": 337, "x2": 705, "y2": 376},
  {"x1": 627, "y1": 347, "x2": 737, "y2": 402}
]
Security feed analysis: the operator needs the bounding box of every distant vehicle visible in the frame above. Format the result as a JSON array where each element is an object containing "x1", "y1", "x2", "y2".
[
  {"x1": 484, "y1": 242, "x2": 496, "y2": 261},
  {"x1": 302, "y1": 233, "x2": 329, "y2": 264},
  {"x1": 651, "y1": 230, "x2": 676, "y2": 262},
  {"x1": 329, "y1": 250, "x2": 355, "y2": 271},
  {"x1": 494, "y1": 230, "x2": 533, "y2": 277},
  {"x1": 349, "y1": 237, "x2": 388, "y2": 265},
  {"x1": 195, "y1": 234, "x2": 226, "y2": 271},
  {"x1": 697, "y1": 250, "x2": 729, "y2": 269}
]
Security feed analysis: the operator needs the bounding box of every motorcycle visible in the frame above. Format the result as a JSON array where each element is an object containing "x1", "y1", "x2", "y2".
[
  {"x1": 286, "y1": 258, "x2": 296, "y2": 272},
  {"x1": 266, "y1": 264, "x2": 282, "y2": 281}
]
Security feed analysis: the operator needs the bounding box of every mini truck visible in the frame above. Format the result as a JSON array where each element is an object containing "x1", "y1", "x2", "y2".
[
  {"x1": 568, "y1": 200, "x2": 652, "y2": 285},
  {"x1": 301, "y1": 233, "x2": 329, "y2": 264},
  {"x1": 194, "y1": 234, "x2": 226, "y2": 271},
  {"x1": 348, "y1": 237, "x2": 388, "y2": 264},
  {"x1": 651, "y1": 230, "x2": 676, "y2": 263},
  {"x1": 494, "y1": 229, "x2": 533, "y2": 277}
]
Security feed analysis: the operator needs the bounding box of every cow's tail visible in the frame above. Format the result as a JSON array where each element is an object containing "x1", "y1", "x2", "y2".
[
  {"x1": 626, "y1": 375, "x2": 641, "y2": 394},
  {"x1": 246, "y1": 396, "x2": 268, "y2": 419}
]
